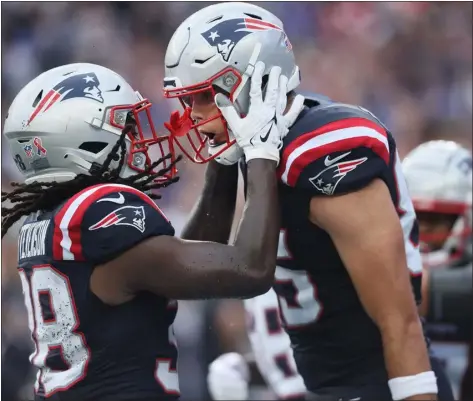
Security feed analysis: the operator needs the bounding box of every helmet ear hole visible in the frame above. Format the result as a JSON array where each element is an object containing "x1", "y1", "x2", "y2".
[
  {"x1": 212, "y1": 85, "x2": 229, "y2": 97},
  {"x1": 78, "y1": 142, "x2": 108, "y2": 154}
]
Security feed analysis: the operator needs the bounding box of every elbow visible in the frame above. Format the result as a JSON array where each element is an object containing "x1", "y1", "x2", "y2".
[
  {"x1": 248, "y1": 274, "x2": 273, "y2": 297},
  {"x1": 239, "y1": 278, "x2": 272, "y2": 299},
  {"x1": 242, "y1": 258, "x2": 275, "y2": 297}
]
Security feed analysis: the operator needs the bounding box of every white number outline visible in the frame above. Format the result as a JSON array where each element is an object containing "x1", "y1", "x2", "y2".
[
  {"x1": 18, "y1": 264, "x2": 90, "y2": 397},
  {"x1": 274, "y1": 229, "x2": 323, "y2": 328},
  {"x1": 154, "y1": 302, "x2": 180, "y2": 395}
]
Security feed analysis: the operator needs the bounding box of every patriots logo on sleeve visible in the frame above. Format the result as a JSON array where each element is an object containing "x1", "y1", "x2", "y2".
[
  {"x1": 89, "y1": 205, "x2": 146, "y2": 233},
  {"x1": 202, "y1": 17, "x2": 284, "y2": 62},
  {"x1": 309, "y1": 157, "x2": 367, "y2": 195}
]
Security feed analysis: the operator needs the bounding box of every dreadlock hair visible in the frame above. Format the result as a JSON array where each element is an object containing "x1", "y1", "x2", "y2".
[{"x1": 2, "y1": 124, "x2": 181, "y2": 238}]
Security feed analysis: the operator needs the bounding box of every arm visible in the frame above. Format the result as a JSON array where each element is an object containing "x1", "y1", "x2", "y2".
[
  {"x1": 92, "y1": 64, "x2": 294, "y2": 301},
  {"x1": 99, "y1": 159, "x2": 279, "y2": 300},
  {"x1": 309, "y1": 178, "x2": 434, "y2": 400},
  {"x1": 181, "y1": 160, "x2": 238, "y2": 243}
]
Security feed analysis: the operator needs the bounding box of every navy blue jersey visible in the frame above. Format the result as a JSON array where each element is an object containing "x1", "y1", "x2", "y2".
[
  {"x1": 17, "y1": 183, "x2": 179, "y2": 401},
  {"x1": 241, "y1": 96, "x2": 423, "y2": 391}
]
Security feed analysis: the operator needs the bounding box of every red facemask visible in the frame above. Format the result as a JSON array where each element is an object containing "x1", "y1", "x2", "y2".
[
  {"x1": 108, "y1": 99, "x2": 177, "y2": 182},
  {"x1": 163, "y1": 68, "x2": 242, "y2": 164},
  {"x1": 414, "y1": 198, "x2": 471, "y2": 266}
]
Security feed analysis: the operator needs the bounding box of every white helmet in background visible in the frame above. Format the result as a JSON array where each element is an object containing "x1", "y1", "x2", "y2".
[
  {"x1": 163, "y1": 2, "x2": 300, "y2": 164},
  {"x1": 402, "y1": 140, "x2": 472, "y2": 268},
  {"x1": 3, "y1": 63, "x2": 176, "y2": 185}
]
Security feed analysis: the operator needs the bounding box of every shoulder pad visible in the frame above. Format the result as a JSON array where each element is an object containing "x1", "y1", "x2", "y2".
[
  {"x1": 52, "y1": 183, "x2": 173, "y2": 263},
  {"x1": 279, "y1": 103, "x2": 390, "y2": 188}
]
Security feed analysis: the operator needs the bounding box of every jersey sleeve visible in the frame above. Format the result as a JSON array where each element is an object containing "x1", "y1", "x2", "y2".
[
  {"x1": 278, "y1": 112, "x2": 391, "y2": 196},
  {"x1": 244, "y1": 289, "x2": 306, "y2": 400},
  {"x1": 52, "y1": 183, "x2": 174, "y2": 264}
]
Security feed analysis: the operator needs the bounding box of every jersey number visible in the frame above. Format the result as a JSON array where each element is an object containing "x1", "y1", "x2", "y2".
[
  {"x1": 18, "y1": 265, "x2": 90, "y2": 396},
  {"x1": 14, "y1": 153, "x2": 26, "y2": 171},
  {"x1": 274, "y1": 230, "x2": 322, "y2": 328},
  {"x1": 19, "y1": 265, "x2": 180, "y2": 396},
  {"x1": 155, "y1": 324, "x2": 180, "y2": 395}
]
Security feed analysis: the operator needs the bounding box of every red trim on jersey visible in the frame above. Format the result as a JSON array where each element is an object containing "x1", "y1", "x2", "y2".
[
  {"x1": 53, "y1": 184, "x2": 168, "y2": 261},
  {"x1": 278, "y1": 117, "x2": 388, "y2": 187},
  {"x1": 53, "y1": 195, "x2": 76, "y2": 261}
]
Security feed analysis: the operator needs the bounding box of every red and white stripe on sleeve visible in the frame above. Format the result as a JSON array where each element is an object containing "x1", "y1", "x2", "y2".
[
  {"x1": 278, "y1": 117, "x2": 390, "y2": 187},
  {"x1": 53, "y1": 183, "x2": 167, "y2": 261}
]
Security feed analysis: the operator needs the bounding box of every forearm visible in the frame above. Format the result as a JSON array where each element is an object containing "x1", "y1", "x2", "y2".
[
  {"x1": 379, "y1": 314, "x2": 437, "y2": 401},
  {"x1": 233, "y1": 159, "x2": 280, "y2": 279},
  {"x1": 119, "y1": 160, "x2": 279, "y2": 300},
  {"x1": 380, "y1": 315, "x2": 432, "y2": 379},
  {"x1": 181, "y1": 160, "x2": 238, "y2": 243}
]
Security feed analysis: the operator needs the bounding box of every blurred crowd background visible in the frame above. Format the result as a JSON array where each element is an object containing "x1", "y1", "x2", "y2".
[{"x1": 2, "y1": 2, "x2": 472, "y2": 400}]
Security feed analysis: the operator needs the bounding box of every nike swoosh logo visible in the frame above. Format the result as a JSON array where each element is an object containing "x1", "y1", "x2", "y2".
[
  {"x1": 260, "y1": 119, "x2": 275, "y2": 143},
  {"x1": 260, "y1": 127, "x2": 271, "y2": 143},
  {"x1": 97, "y1": 193, "x2": 125, "y2": 205},
  {"x1": 324, "y1": 151, "x2": 351, "y2": 166}
]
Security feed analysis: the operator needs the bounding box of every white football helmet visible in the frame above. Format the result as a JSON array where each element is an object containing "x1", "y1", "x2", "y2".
[
  {"x1": 163, "y1": 2, "x2": 300, "y2": 164},
  {"x1": 3, "y1": 63, "x2": 176, "y2": 185},
  {"x1": 402, "y1": 140, "x2": 472, "y2": 267}
]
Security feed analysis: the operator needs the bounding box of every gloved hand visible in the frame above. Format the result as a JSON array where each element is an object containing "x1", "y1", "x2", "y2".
[
  {"x1": 215, "y1": 61, "x2": 287, "y2": 165},
  {"x1": 207, "y1": 352, "x2": 250, "y2": 401},
  {"x1": 275, "y1": 81, "x2": 305, "y2": 138}
]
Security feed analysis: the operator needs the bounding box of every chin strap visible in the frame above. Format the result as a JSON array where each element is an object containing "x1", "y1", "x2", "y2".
[{"x1": 25, "y1": 171, "x2": 77, "y2": 185}]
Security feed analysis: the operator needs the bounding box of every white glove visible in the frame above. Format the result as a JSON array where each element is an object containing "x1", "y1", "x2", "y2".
[
  {"x1": 276, "y1": 83, "x2": 305, "y2": 138},
  {"x1": 207, "y1": 352, "x2": 250, "y2": 401},
  {"x1": 215, "y1": 61, "x2": 286, "y2": 164}
]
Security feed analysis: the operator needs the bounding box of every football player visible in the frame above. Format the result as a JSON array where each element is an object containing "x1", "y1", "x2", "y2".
[
  {"x1": 205, "y1": 140, "x2": 472, "y2": 401},
  {"x1": 1, "y1": 61, "x2": 303, "y2": 401},
  {"x1": 403, "y1": 141, "x2": 472, "y2": 398},
  {"x1": 162, "y1": 3, "x2": 455, "y2": 400},
  {"x1": 207, "y1": 289, "x2": 307, "y2": 401}
]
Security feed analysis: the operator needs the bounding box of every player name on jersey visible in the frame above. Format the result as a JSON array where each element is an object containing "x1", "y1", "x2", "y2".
[{"x1": 18, "y1": 220, "x2": 50, "y2": 260}]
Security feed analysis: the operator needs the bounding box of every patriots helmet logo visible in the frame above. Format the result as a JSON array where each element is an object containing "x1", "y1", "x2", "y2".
[
  {"x1": 89, "y1": 205, "x2": 146, "y2": 233},
  {"x1": 202, "y1": 17, "x2": 283, "y2": 62},
  {"x1": 309, "y1": 157, "x2": 368, "y2": 196},
  {"x1": 27, "y1": 72, "x2": 103, "y2": 125}
]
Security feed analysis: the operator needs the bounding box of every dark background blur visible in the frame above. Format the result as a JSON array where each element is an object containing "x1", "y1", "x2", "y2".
[{"x1": 2, "y1": 2, "x2": 472, "y2": 400}]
